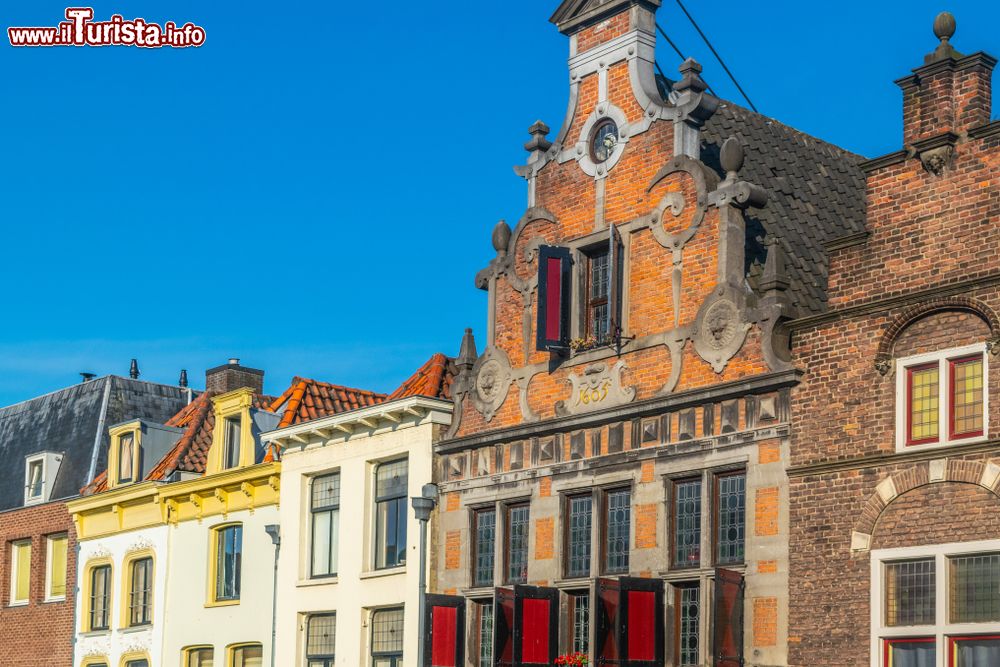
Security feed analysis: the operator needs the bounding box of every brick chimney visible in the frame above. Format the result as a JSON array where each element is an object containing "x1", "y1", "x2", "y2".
[
  {"x1": 897, "y1": 12, "x2": 996, "y2": 146},
  {"x1": 205, "y1": 358, "x2": 264, "y2": 395}
]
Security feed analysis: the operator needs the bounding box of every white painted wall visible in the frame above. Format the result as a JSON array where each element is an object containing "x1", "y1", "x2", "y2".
[
  {"x1": 73, "y1": 525, "x2": 169, "y2": 667},
  {"x1": 160, "y1": 505, "x2": 280, "y2": 666},
  {"x1": 273, "y1": 404, "x2": 447, "y2": 666}
]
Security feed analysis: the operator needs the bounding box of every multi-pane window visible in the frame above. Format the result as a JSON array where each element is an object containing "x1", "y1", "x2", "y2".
[
  {"x1": 475, "y1": 601, "x2": 494, "y2": 667},
  {"x1": 231, "y1": 644, "x2": 262, "y2": 667},
  {"x1": 586, "y1": 249, "x2": 611, "y2": 342},
  {"x1": 875, "y1": 543, "x2": 1000, "y2": 667},
  {"x1": 89, "y1": 564, "x2": 111, "y2": 630},
  {"x1": 118, "y1": 432, "x2": 136, "y2": 483},
  {"x1": 715, "y1": 472, "x2": 745, "y2": 565},
  {"x1": 184, "y1": 647, "x2": 214, "y2": 667},
  {"x1": 505, "y1": 503, "x2": 530, "y2": 584},
  {"x1": 570, "y1": 592, "x2": 590, "y2": 654},
  {"x1": 565, "y1": 495, "x2": 592, "y2": 578},
  {"x1": 675, "y1": 583, "x2": 701, "y2": 667},
  {"x1": 223, "y1": 418, "x2": 242, "y2": 470},
  {"x1": 10, "y1": 540, "x2": 31, "y2": 605},
  {"x1": 311, "y1": 474, "x2": 340, "y2": 578},
  {"x1": 124, "y1": 660, "x2": 149, "y2": 667},
  {"x1": 307, "y1": 613, "x2": 336, "y2": 667},
  {"x1": 371, "y1": 607, "x2": 404, "y2": 667},
  {"x1": 374, "y1": 459, "x2": 408, "y2": 569},
  {"x1": 900, "y1": 347, "x2": 987, "y2": 448},
  {"x1": 129, "y1": 556, "x2": 153, "y2": 626},
  {"x1": 673, "y1": 478, "x2": 702, "y2": 568},
  {"x1": 215, "y1": 524, "x2": 243, "y2": 601},
  {"x1": 472, "y1": 508, "x2": 496, "y2": 587},
  {"x1": 46, "y1": 534, "x2": 68, "y2": 600},
  {"x1": 604, "y1": 488, "x2": 630, "y2": 574}
]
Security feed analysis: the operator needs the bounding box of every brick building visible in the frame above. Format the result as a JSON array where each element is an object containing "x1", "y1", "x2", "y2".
[
  {"x1": 0, "y1": 373, "x2": 190, "y2": 667},
  {"x1": 787, "y1": 13, "x2": 1000, "y2": 667},
  {"x1": 423, "y1": 1, "x2": 865, "y2": 665}
]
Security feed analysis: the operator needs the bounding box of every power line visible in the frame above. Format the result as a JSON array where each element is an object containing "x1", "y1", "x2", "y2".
[
  {"x1": 654, "y1": 22, "x2": 717, "y2": 98},
  {"x1": 674, "y1": 0, "x2": 758, "y2": 112}
]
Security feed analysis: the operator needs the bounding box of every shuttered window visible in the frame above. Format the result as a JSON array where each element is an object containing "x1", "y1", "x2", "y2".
[
  {"x1": 536, "y1": 246, "x2": 572, "y2": 351},
  {"x1": 473, "y1": 508, "x2": 496, "y2": 587}
]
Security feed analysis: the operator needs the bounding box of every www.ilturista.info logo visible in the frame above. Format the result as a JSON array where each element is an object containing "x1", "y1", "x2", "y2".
[{"x1": 8, "y1": 8, "x2": 205, "y2": 48}]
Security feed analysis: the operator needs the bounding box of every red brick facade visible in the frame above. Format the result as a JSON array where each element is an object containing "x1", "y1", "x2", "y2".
[
  {"x1": 788, "y1": 18, "x2": 999, "y2": 667},
  {"x1": 0, "y1": 501, "x2": 77, "y2": 667}
]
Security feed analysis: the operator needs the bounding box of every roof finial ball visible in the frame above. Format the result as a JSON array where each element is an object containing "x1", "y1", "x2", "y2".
[
  {"x1": 720, "y1": 136, "x2": 745, "y2": 180},
  {"x1": 928, "y1": 12, "x2": 961, "y2": 62},
  {"x1": 491, "y1": 220, "x2": 511, "y2": 255}
]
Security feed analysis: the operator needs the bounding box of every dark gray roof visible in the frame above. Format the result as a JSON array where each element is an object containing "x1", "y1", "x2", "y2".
[
  {"x1": 0, "y1": 376, "x2": 191, "y2": 510},
  {"x1": 698, "y1": 99, "x2": 867, "y2": 315}
]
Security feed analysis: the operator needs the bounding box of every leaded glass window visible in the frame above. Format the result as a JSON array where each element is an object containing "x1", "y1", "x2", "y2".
[
  {"x1": 566, "y1": 495, "x2": 592, "y2": 578},
  {"x1": 506, "y1": 504, "x2": 529, "y2": 584},
  {"x1": 375, "y1": 459, "x2": 408, "y2": 569},
  {"x1": 949, "y1": 552, "x2": 1000, "y2": 623},
  {"x1": 371, "y1": 607, "x2": 404, "y2": 667},
  {"x1": 477, "y1": 601, "x2": 494, "y2": 667},
  {"x1": 951, "y1": 356, "x2": 985, "y2": 437},
  {"x1": 307, "y1": 613, "x2": 336, "y2": 667},
  {"x1": 677, "y1": 583, "x2": 700, "y2": 667},
  {"x1": 908, "y1": 363, "x2": 940, "y2": 444},
  {"x1": 674, "y1": 479, "x2": 702, "y2": 568},
  {"x1": 587, "y1": 250, "x2": 611, "y2": 342},
  {"x1": 885, "y1": 559, "x2": 936, "y2": 626},
  {"x1": 604, "y1": 488, "x2": 630, "y2": 574},
  {"x1": 572, "y1": 592, "x2": 590, "y2": 654},
  {"x1": 715, "y1": 473, "x2": 745, "y2": 565},
  {"x1": 473, "y1": 508, "x2": 496, "y2": 587},
  {"x1": 311, "y1": 473, "x2": 340, "y2": 578}
]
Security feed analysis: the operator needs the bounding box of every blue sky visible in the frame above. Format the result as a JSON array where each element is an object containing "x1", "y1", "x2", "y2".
[{"x1": 0, "y1": 1, "x2": 997, "y2": 405}]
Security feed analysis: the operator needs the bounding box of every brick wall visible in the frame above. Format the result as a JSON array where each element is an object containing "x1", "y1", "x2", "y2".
[{"x1": 0, "y1": 501, "x2": 77, "y2": 667}]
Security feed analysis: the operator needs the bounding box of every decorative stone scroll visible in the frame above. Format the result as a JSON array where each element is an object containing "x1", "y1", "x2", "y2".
[{"x1": 555, "y1": 360, "x2": 636, "y2": 416}]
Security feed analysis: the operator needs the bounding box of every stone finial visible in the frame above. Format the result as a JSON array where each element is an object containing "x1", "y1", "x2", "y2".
[
  {"x1": 927, "y1": 11, "x2": 962, "y2": 63},
  {"x1": 524, "y1": 120, "x2": 552, "y2": 154},
  {"x1": 491, "y1": 220, "x2": 512, "y2": 254},
  {"x1": 179, "y1": 369, "x2": 188, "y2": 388},
  {"x1": 674, "y1": 58, "x2": 708, "y2": 94},
  {"x1": 720, "y1": 137, "x2": 745, "y2": 179},
  {"x1": 759, "y1": 235, "x2": 790, "y2": 293},
  {"x1": 129, "y1": 358, "x2": 140, "y2": 379},
  {"x1": 457, "y1": 328, "x2": 478, "y2": 373}
]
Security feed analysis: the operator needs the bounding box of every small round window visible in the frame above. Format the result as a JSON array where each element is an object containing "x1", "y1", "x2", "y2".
[{"x1": 590, "y1": 119, "x2": 619, "y2": 163}]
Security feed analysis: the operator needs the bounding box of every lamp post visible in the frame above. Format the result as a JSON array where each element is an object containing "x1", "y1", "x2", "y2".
[{"x1": 412, "y1": 483, "x2": 438, "y2": 667}]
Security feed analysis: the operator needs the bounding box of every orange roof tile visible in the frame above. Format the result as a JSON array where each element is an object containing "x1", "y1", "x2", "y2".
[
  {"x1": 386, "y1": 353, "x2": 454, "y2": 401},
  {"x1": 269, "y1": 377, "x2": 386, "y2": 428}
]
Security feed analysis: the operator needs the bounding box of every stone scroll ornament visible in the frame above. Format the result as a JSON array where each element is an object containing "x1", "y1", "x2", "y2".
[
  {"x1": 555, "y1": 360, "x2": 636, "y2": 416},
  {"x1": 469, "y1": 346, "x2": 514, "y2": 422}
]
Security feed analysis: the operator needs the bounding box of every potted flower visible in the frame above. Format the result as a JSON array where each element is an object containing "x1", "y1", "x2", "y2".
[{"x1": 554, "y1": 652, "x2": 589, "y2": 666}]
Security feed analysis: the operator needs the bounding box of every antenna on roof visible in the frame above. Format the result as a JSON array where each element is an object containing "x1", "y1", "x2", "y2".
[{"x1": 129, "y1": 359, "x2": 140, "y2": 379}]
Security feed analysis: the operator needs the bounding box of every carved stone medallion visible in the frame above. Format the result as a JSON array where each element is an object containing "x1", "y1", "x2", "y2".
[
  {"x1": 693, "y1": 288, "x2": 751, "y2": 373},
  {"x1": 555, "y1": 360, "x2": 636, "y2": 416},
  {"x1": 470, "y1": 346, "x2": 513, "y2": 422}
]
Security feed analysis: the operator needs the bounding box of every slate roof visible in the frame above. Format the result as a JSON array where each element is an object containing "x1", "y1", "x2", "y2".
[
  {"x1": 269, "y1": 378, "x2": 386, "y2": 428},
  {"x1": 0, "y1": 376, "x2": 191, "y2": 510},
  {"x1": 695, "y1": 96, "x2": 868, "y2": 315},
  {"x1": 386, "y1": 353, "x2": 454, "y2": 401}
]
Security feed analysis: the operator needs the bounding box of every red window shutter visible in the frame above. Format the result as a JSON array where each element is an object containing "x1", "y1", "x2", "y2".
[
  {"x1": 620, "y1": 576, "x2": 664, "y2": 666},
  {"x1": 513, "y1": 584, "x2": 559, "y2": 665},
  {"x1": 536, "y1": 246, "x2": 572, "y2": 351},
  {"x1": 713, "y1": 568, "x2": 745, "y2": 667},
  {"x1": 495, "y1": 588, "x2": 515, "y2": 666},
  {"x1": 596, "y1": 577, "x2": 622, "y2": 661},
  {"x1": 424, "y1": 594, "x2": 465, "y2": 667}
]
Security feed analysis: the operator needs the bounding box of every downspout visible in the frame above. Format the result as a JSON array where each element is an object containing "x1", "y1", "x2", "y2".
[
  {"x1": 265, "y1": 524, "x2": 281, "y2": 667},
  {"x1": 86, "y1": 377, "x2": 113, "y2": 484}
]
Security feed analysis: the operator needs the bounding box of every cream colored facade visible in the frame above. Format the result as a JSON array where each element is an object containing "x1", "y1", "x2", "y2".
[{"x1": 266, "y1": 396, "x2": 451, "y2": 666}]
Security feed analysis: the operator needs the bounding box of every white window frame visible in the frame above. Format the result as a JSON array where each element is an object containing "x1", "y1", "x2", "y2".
[
  {"x1": 870, "y1": 538, "x2": 1000, "y2": 667},
  {"x1": 44, "y1": 533, "x2": 68, "y2": 602},
  {"x1": 10, "y1": 539, "x2": 31, "y2": 606},
  {"x1": 894, "y1": 343, "x2": 989, "y2": 453},
  {"x1": 24, "y1": 455, "x2": 45, "y2": 505}
]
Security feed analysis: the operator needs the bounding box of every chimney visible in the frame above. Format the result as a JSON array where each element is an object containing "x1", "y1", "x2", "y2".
[
  {"x1": 897, "y1": 12, "x2": 996, "y2": 146},
  {"x1": 129, "y1": 359, "x2": 140, "y2": 379},
  {"x1": 205, "y1": 358, "x2": 264, "y2": 395},
  {"x1": 80, "y1": 372, "x2": 96, "y2": 383}
]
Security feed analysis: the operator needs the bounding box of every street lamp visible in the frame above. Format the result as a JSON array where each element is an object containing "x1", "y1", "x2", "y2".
[{"x1": 412, "y1": 483, "x2": 438, "y2": 667}]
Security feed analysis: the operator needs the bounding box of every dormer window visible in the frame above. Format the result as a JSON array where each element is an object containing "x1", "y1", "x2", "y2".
[
  {"x1": 24, "y1": 452, "x2": 61, "y2": 505},
  {"x1": 223, "y1": 417, "x2": 242, "y2": 470},
  {"x1": 26, "y1": 460, "x2": 43, "y2": 500},
  {"x1": 118, "y1": 432, "x2": 136, "y2": 484}
]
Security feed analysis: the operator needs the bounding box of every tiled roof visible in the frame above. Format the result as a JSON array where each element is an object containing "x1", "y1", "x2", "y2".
[
  {"x1": 386, "y1": 353, "x2": 454, "y2": 401},
  {"x1": 696, "y1": 95, "x2": 867, "y2": 315},
  {"x1": 269, "y1": 378, "x2": 386, "y2": 428}
]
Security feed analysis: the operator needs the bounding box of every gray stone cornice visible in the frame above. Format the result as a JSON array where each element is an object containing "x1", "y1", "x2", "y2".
[
  {"x1": 787, "y1": 437, "x2": 1000, "y2": 479},
  {"x1": 436, "y1": 368, "x2": 801, "y2": 454}
]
